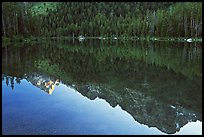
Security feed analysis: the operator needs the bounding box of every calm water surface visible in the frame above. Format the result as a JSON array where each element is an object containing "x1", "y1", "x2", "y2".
[{"x1": 2, "y1": 40, "x2": 202, "y2": 135}]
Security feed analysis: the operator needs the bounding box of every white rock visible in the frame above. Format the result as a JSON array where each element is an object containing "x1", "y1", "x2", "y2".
[{"x1": 187, "y1": 38, "x2": 192, "y2": 42}]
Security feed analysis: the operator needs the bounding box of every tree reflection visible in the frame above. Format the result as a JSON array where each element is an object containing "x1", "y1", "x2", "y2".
[{"x1": 2, "y1": 40, "x2": 202, "y2": 134}]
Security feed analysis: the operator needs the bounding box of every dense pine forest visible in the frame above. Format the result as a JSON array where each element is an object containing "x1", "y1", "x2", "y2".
[{"x1": 2, "y1": 2, "x2": 202, "y2": 39}]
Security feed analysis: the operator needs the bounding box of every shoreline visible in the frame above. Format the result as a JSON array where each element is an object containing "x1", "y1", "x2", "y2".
[{"x1": 2, "y1": 36, "x2": 202, "y2": 44}]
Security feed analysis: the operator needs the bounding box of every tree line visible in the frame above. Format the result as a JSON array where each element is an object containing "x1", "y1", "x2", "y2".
[{"x1": 2, "y1": 2, "x2": 202, "y2": 38}]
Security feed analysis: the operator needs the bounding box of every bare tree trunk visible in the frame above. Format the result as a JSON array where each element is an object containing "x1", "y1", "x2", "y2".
[
  {"x1": 184, "y1": 15, "x2": 187, "y2": 37},
  {"x1": 7, "y1": 16, "x2": 11, "y2": 37},
  {"x1": 23, "y1": 4, "x2": 29, "y2": 36},
  {"x1": 12, "y1": 12, "x2": 16, "y2": 35},
  {"x1": 2, "y1": 15, "x2": 6, "y2": 37},
  {"x1": 190, "y1": 12, "x2": 193, "y2": 37},
  {"x1": 20, "y1": 3, "x2": 25, "y2": 35},
  {"x1": 195, "y1": 20, "x2": 198, "y2": 38},
  {"x1": 16, "y1": 12, "x2": 18, "y2": 35},
  {"x1": 149, "y1": 11, "x2": 155, "y2": 37}
]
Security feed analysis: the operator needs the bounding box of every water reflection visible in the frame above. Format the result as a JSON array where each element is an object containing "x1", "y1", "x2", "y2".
[
  {"x1": 26, "y1": 73, "x2": 60, "y2": 95},
  {"x1": 2, "y1": 40, "x2": 202, "y2": 134}
]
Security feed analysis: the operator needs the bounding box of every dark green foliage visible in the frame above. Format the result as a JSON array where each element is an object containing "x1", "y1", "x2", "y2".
[{"x1": 2, "y1": 2, "x2": 202, "y2": 38}]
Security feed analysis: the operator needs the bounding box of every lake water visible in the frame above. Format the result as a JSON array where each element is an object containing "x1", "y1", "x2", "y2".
[{"x1": 2, "y1": 39, "x2": 202, "y2": 135}]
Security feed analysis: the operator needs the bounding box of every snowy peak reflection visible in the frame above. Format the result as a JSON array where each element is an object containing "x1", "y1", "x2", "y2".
[
  {"x1": 76, "y1": 84, "x2": 201, "y2": 134},
  {"x1": 2, "y1": 73, "x2": 201, "y2": 134},
  {"x1": 2, "y1": 41, "x2": 202, "y2": 134},
  {"x1": 25, "y1": 73, "x2": 60, "y2": 95},
  {"x1": 2, "y1": 73, "x2": 60, "y2": 95}
]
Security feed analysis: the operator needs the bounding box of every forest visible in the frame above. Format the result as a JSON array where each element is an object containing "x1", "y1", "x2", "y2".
[
  {"x1": 2, "y1": 2, "x2": 202, "y2": 135},
  {"x1": 2, "y1": 2, "x2": 202, "y2": 39}
]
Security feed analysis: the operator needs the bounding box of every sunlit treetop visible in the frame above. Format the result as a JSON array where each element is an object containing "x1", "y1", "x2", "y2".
[{"x1": 30, "y1": 2, "x2": 58, "y2": 16}]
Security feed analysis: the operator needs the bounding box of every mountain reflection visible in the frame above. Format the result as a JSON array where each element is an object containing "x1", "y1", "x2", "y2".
[
  {"x1": 27, "y1": 73, "x2": 60, "y2": 95},
  {"x1": 2, "y1": 40, "x2": 202, "y2": 134},
  {"x1": 2, "y1": 73, "x2": 60, "y2": 95}
]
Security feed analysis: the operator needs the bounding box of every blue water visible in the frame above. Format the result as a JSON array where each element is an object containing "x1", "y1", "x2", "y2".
[
  {"x1": 2, "y1": 40, "x2": 202, "y2": 135},
  {"x1": 2, "y1": 78, "x2": 161, "y2": 135},
  {"x1": 2, "y1": 77, "x2": 201, "y2": 135}
]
